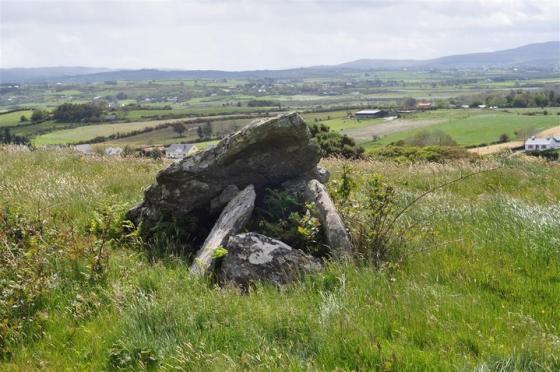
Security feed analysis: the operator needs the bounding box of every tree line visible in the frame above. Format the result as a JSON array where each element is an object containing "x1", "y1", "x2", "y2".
[{"x1": 1, "y1": 128, "x2": 30, "y2": 145}]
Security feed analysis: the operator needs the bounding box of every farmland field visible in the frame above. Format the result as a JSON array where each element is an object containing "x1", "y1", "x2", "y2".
[
  {"x1": 301, "y1": 108, "x2": 560, "y2": 149},
  {"x1": 363, "y1": 110, "x2": 560, "y2": 148},
  {"x1": 0, "y1": 110, "x2": 34, "y2": 127},
  {"x1": 33, "y1": 121, "x2": 173, "y2": 145},
  {"x1": 32, "y1": 114, "x2": 258, "y2": 146},
  {"x1": 106, "y1": 118, "x2": 252, "y2": 146}
]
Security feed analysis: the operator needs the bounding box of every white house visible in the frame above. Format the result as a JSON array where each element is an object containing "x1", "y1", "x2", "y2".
[
  {"x1": 165, "y1": 144, "x2": 198, "y2": 159},
  {"x1": 524, "y1": 136, "x2": 560, "y2": 152},
  {"x1": 105, "y1": 147, "x2": 124, "y2": 156},
  {"x1": 74, "y1": 144, "x2": 94, "y2": 155}
]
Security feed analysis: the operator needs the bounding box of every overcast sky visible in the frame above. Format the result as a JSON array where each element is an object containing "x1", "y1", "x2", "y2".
[{"x1": 1, "y1": 0, "x2": 558, "y2": 70}]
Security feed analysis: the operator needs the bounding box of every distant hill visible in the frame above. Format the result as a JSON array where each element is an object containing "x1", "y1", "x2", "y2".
[
  {"x1": 338, "y1": 41, "x2": 560, "y2": 70},
  {"x1": 0, "y1": 67, "x2": 113, "y2": 84},
  {"x1": 1, "y1": 41, "x2": 558, "y2": 83}
]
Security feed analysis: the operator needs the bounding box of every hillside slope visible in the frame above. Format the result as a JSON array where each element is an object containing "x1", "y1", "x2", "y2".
[{"x1": 1, "y1": 149, "x2": 559, "y2": 370}]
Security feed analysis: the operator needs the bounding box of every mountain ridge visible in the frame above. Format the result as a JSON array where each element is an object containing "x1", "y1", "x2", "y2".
[{"x1": 1, "y1": 41, "x2": 558, "y2": 83}]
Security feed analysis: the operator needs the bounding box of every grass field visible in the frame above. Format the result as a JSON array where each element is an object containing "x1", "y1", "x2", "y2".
[
  {"x1": 31, "y1": 113, "x2": 258, "y2": 146},
  {"x1": 1, "y1": 148, "x2": 558, "y2": 370},
  {"x1": 301, "y1": 108, "x2": 560, "y2": 149},
  {"x1": 124, "y1": 106, "x2": 277, "y2": 120},
  {"x1": 106, "y1": 118, "x2": 252, "y2": 147},
  {"x1": 0, "y1": 110, "x2": 34, "y2": 128},
  {"x1": 302, "y1": 110, "x2": 383, "y2": 131},
  {"x1": 32, "y1": 121, "x2": 169, "y2": 145},
  {"x1": 366, "y1": 110, "x2": 560, "y2": 148},
  {"x1": 106, "y1": 126, "x2": 198, "y2": 146}
]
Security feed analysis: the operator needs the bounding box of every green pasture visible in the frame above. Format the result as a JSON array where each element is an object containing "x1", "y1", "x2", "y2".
[
  {"x1": 0, "y1": 110, "x2": 34, "y2": 128},
  {"x1": 365, "y1": 110, "x2": 560, "y2": 148},
  {"x1": 33, "y1": 121, "x2": 165, "y2": 145},
  {"x1": 107, "y1": 118, "x2": 252, "y2": 147}
]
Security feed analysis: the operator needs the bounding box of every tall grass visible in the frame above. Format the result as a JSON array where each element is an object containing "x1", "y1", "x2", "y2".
[{"x1": 1, "y1": 147, "x2": 559, "y2": 370}]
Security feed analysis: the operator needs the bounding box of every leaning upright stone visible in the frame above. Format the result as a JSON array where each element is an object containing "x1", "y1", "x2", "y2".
[
  {"x1": 305, "y1": 179, "x2": 353, "y2": 258},
  {"x1": 190, "y1": 185, "x2": 256, "y2": 277}
]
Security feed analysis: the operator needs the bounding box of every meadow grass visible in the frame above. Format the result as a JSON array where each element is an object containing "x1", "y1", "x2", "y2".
[
  {"x1": 0, "y1": 148, "x2": 558, "y2": 370},
  {"x1": 107, "y1": 118, "x2": 251, "y2": 147},
  {"x1": 32, "y1": 121, "x2": 173, "y2": 145},
  {"x1": 0, "y1": 111, "x2": 34, "y2": 128},
  {"x1": 365, "y1": 110, "x2": 560, "y2": 148}
]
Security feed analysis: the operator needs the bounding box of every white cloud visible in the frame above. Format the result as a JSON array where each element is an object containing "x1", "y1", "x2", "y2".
[{"x1": 0, "y1": 0, "x2": 558, "y2": 69}]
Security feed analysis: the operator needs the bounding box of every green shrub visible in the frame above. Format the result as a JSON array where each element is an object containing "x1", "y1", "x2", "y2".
[
  {"x1": 399, "y1": 129, "x2": 457, "y2": 147},
  {"x1": 0, "y1": 209, "x2": 87, "y2": 358},
  {"x1": 369, "y1": 145, "x2": 473, "y2": 163},
  {"x1": 526, "y1": 149, "x2": 559, "y2": 161},
  {"x1": 251, "y1": 189, "x2": 326, "y2": 256},
  {"x1": 334, "y1": 173, "x2": 406, "y2": 266},
  {"x1": 53, "y1": 103, "x2": 103, "y2": 123},
  {"x1": 498, "y1": 133, "x2": 510, "y2": 143},
  {"x1": 309, "y1": 123, "x2": 365, "y2": 159}
]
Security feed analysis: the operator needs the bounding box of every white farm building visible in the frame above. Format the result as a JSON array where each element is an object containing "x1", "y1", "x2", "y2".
[
  {"x1": 165, "y1": 144, "x2": 198, "y2": 159},
  {"x1": 524, "y1": 136, "x2": 560, "y2": 152},
  {"x1": 355, "y1": 109, "x2": 388, "y2": 119}
]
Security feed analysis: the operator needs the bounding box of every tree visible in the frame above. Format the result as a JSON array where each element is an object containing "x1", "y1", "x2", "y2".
[
  {"x1": 489, "y1": 96, "x2": 507, "y2": 107},
  {"x1": 403, "y1": 97, "x2": 417, "y2": 109},
  {"x1": 1, "y1": 128, "x2": 29, "y2": 145},
  {"x1": 2, "y1": 128, "x2": 12, "y2": 143},
  {"x1": 52, "y1": 103, "x2": 103, "y2": 122},
  {"x1": 309, "y1": 123, "x2": 364, "y2": 159},
  {"x1": 20, "y1": 115, "x2": 28, "y2": 122},
  {"x1": 196, "y1": 122, "x2": 213, "y2": 140},
  {"x1": 498, "y1": 133, "x2": 510, "y2": 143},
  {"x1": 534, "y1": 94, "x2": 549, "y2": 108},
  {"x1": 172, "y1": 123, "x2": 186, "y2": 137},
  {"x1": 512, "y1": 95, "x2": 528, "y2": 108},
  {"x1": 31, "y1": 109, "x2": 46, "y2": 122},
  {"x1": 197, "y1": 125, "x2": 204, "y2": 140}
]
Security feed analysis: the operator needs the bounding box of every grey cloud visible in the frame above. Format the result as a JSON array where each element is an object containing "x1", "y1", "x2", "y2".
[{"x1": 0, "y1": 0, "x2": 558, "y2": 69}]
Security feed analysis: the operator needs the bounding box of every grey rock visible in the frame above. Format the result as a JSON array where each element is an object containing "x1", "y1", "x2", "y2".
[
  {"x1": 220, "y1": 232, "x2": 322, "y2": 288},
  {"x1": 127, "y1": 112, "x2": 321, "y2": 233},
  {"x1": 304, "y1": 179, "x2": 353, "y2": 257},
  {"x1": 191, "y1": 185, "x2": 256, "y2": 277},
  {"x1": 209, "y1": 184, "x2": 240, "y2": 215},
  {"x1": 280, "y1": 165, "x2": 330, "y2": 197},
  {"x1": 312, "y1": 166, "x2": 330, "y2": 184}
]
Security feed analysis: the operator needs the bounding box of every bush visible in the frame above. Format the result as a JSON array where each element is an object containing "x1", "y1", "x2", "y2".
[
  {"x1": 53, "y1": 103, "x2": 103, "y2": 122},
  {"x1": 309, "y1": 123, "x2": 365, "y2": 159},
  {"x1": 369, "y1": 145, "x2": 473, "y2": 163},
  {"x1": 1, "y1": 128, "x2": 30, "y2": 145},
  {"x1": 332, "y1": 171, "x2": 412, "y2": 266},
  {"x1": 30, "y1": 109, "x2": 47, "y2": 122},
  {"x1": 526, "y1": 149, "x2": 559, "y2": 161},
  {"x1": 401, "y1": 129, "x2": 457, "y2": 147},
  {"x1": 251, "y1": 189, "x2": 326, "y2": 256},
  {"x1": 498, "y1": 133, "x2": 510, "y2": 143},
  {"x1": 247, "y1": 100, "x2": 278, "y2": 107}
]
